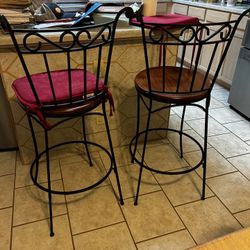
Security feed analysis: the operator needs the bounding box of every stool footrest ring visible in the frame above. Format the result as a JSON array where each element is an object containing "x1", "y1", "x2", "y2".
[
  {"x1": 129, "y1": 128, "x2": 204, "y2": 175},
  {"x1": 30, "y1": 140, "x2": 113, "y2": 195}
]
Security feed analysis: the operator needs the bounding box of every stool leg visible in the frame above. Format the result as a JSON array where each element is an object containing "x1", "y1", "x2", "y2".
[
  {"x1": 82, "y1": 116, "x2": 93, "y2": 166},
  {"x1": 201, "y1": 97, "x2": 210, "y2": 200},
  {"x1": 131, "y1": 93, "x2": 141, "y2": 163},
  {"x1": 134, "y1": 99, "x2": 152, "y2": 205},
  {"x1": 28, "y1": 115, "x2": 39, "y2": 181},
  {"x1": 179, "y1": 105, "x2": 186, "y2": 158},
  {"x1": 102, "y1": 101, "x2": 124, "y2": 205},
  {"x1": 44, "y1": 129, "x2": 54, "y2": 236}
]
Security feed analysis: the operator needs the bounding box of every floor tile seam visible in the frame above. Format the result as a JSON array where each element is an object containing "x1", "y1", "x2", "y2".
[
  {"x1": 204, "y1": 145, "x2": 238, "y2": 172},
  {"x1": 151, "y1": 164, "x2": 194, "y2": 175},
  {"x1": 135, "y1": 228, "x2": 195, "y2": 246},
  {"x1": 174, "y1": 195, "x2": 214, "y2": 209},
  {"x1": 183, "y1": 146, "x2": 239, "y2": 179},
  {"x1": 210, "y1": 94, "x2": 229, "y2": 101},
  {"x1": 171, "y1": 192, "x2": 216, "y2": 209},
  {"x1": 0, "y1": 172, "x2": 16, "y2": 178},
  {"x1": 226, "y1": 153, "x2": 250, "y2": 179},
  {"x1": 63, "y1": 182, "x2": 113, "y2": 204},
  {"x1": 209, "y1": 110, "x2": 245, "y2": 123},
  {"x1": 208, "y1": 193, "x2": 246, "y2": 229},
  {"x1": 207, "y1": 132, "x2": 232, "y2": 139},
  {"x1": 14, "y1": 178, "x2": 64, "y2": 191},
  {"x1": 10, "y1": 153, "x2": 18, "y2": 250},
  {"x1": 205, "y1": 169, "x2": 238, "y2": 180},
  {"x1": 59, "y1": 155, "x2": 101, "y2": 167},
  {"x1": 167, "y1": 130, "x2": 208, "y2": 157},
  {"x1": 203, "y1": 143, "x2": 250, "y2": 179},
  {"x1": 121, "y1": 189, "x2": 162, "y2": 202},
  {"x1": 115, "y1": 198, "x2": 139, "y2": 249},
  {"x1": 150, "y1": 173, "x2": 198, "y2": 246},
  {"x1": 205, "y1": 180, "x2": 248, "y2": 217},
  {"x1": 137, "y1": 156, "x2": 191, "y2": 175},
  {"x1": 222, "y1": 119, "x2": 250, "y2": 126},
  {"x1": 0, "y1": 206, "x2": 13, "y2": 211},
  {"x1": 137, "y1": 142, "x2": 190, "y2": 171},
  {"x1": 71, "y1": 220, "x2": 130, "y2": 238},
  {"x1": 12, "y1": 213, "x2": 68, "y2": 229},
  {"x1": 209, "y1": 104, "x2": 226, "y2": 110},
  {"x1": 231, "y1": 133, "x2": 250, "y2": 145},
  {"x1": 227, "y1": 152, "x2": 250, "y2": 160},
  {"x1": 233, "y1": 208, "x2": 250, "y2": 217},
  {"x1": 211, "y1": 89, "x2": 229, "y2": 96},
  {"x1": 59, "y1": 157, "x2": 126, "y2": 247},
  {"x1": 72, "y1": 220, "x2": 137, "y2": 248},
  {"x1": 219, "y1": 124, "x2": 250, "y2": 142},
  {"x1": 186, "y1": 151, "x2": 238, "y2": 180},
  {"x1": 176, "y1": 192, "x2": 245, "y2": 239},
  {"x1": 193, "y1": 129, "x2": 231, "y2": 139},
  {"x1": 58, "y1": 160, "x2": 76, "y2": 250},
  {"x1": 204, "y1": 169, "x2": 242, "y2": 182},
  {"x1": 175, "y1": 116, "x2": 206, "y2": 122},
  {"x1": 15, "y1": 175, "x2": 64, "y2": 189},
  {"x1": 226, "y1": 169, "x2": 250, "y2": 182}
]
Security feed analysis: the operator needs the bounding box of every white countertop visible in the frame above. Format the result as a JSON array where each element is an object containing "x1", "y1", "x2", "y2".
[{"x1": 172, "y1": 0, "x2": 250, "y2": 14}]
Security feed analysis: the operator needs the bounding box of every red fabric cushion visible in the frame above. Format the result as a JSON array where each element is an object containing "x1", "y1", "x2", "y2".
[
  {"x1": 131, "y1": 14, "x2": 200, "y2": 27},
  {"x1": 12, "y1": 69, "x2": 104, "y2": 108}
]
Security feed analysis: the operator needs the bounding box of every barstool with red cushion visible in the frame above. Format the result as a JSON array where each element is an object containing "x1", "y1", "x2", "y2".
[{"x1": 0, "y1": 7, "x2": 134, "y2": 236}]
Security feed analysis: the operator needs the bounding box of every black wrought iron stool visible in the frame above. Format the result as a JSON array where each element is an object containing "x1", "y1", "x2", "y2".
[
  {"x1": 130, "y1": 8, "x2": 250, "y2": 205},
  {"x1": 0, "y1": 7, "x2": 134, "y2": 236}
]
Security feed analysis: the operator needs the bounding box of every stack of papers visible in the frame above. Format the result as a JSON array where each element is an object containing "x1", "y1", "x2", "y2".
[{"x1": 33, "y1": 21, "x2": 75, "y2": 29}]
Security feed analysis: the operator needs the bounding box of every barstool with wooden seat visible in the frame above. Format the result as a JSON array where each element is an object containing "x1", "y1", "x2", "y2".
[{"x1": 130, "y1": 8, "x2": 250, "y2": 205}]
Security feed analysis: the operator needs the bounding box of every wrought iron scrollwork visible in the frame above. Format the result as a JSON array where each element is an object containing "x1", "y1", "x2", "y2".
[
  {"x1": 76, "y1": 24, "x2": 112, "y2": 48},
  {"x1": 145, "y1": 20, "x2": 236, "y2": 46},
  {"x1": 21, "y1": 22, "x2": 114, "y2": 53}
]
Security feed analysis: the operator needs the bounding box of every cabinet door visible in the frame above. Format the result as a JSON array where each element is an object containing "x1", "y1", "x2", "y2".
[
  {"x1": 156, "y1": 2, "x2": 168, "y2": 15},
  {"x1": 219, "y1": 14, "x2": 248, "y2": 86},
  {"x1": 188, "y1": 6, "x2": 206, "y2": 21},
  {"x1": 199, "y1": 27, "x2": 224, "y2": 74},
  {"x1": 199, "y1": 10, "x2": 229, "y2": 75},
  {"x1": 219, "y1": 34, "x2": 242, "y2": 85},
  {"x1": 172, "y1": 4, "x2": 188, "y2": 15}
]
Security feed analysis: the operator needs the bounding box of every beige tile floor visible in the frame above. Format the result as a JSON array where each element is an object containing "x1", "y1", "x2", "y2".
[{"x1": 1, "y1": 84, "x2": 250, "y2": 250}]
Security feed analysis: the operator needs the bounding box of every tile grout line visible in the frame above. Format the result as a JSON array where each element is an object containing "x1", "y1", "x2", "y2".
[
  {"x1": 149, "y1": 169, "x2": 199, "y2": 246},
  {"x1": 99, "y1": 153, "x2": 139, "y2": 250},
  {"x1": 10, "y1": 151, "x2": 18, "y2": 250},
  {"x1": 205, "y1": 181, "x2": 245, "y2": 229},
  {"x1": 12, "y1": 213, "x2": 68, "y2": 229},
  {"x1": 58, "y1": 159, "x2": 76, "y2": 250}
]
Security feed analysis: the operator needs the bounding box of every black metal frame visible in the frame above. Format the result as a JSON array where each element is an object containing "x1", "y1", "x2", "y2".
[
  {"x1": 0, "y1": 7, "x2": 135, "y2": 236},
  {"x1": 130, "y1": 8, "x2": 250, "y2": 205}
]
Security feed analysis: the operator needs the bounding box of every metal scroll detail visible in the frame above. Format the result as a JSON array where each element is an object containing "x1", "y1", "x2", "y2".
[
  {"x1": 21, "y1": 23, "x2": 114, "y2": 53},
  {"x1": 146, "y1": 21, "x2": 235, "y2": 45}
]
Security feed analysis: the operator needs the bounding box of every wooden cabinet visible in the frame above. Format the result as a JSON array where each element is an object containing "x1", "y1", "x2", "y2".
[
  {"x1": 156, "y1": 2, "x2": 168, "y2": 15},
  {"x1": 188, "y1": 6, "x2": 206, "y2": 20},
  {"x1": 199, "y1": 10, "x2": 230, "y2": 75},
  {"x1": 206, "y1": 9, "x2": 230, "y2": 22},
  {"x1": 218, "y1": 14, "x2": 248, "y2": 85},
  {"x1": 219, "y1": 35, "x2": 242, "y2": 85},
  {"x1": 172, "y1": 3, "x2": 188, "y2": 15}
]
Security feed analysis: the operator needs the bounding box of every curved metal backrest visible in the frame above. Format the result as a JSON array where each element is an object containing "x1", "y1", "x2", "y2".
[
  {"x1": 0, "y1": 7, "x2": 134, "y2": 108},
  {"x1": 137, "y1": 8, "x2": 250, "y2": 96}
]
